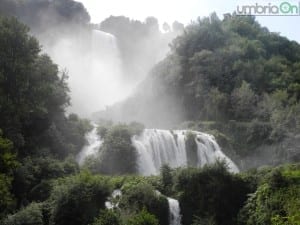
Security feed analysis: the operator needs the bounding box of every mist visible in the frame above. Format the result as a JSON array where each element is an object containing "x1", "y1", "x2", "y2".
[
  {"x1": 39, "y1": 17, "x2": 181, "y2": 119},
  {"x1": 1, "y1": 0, "x2": 182, "y2": 120},
  {"x1": 39, "y1": 28, "x2": 129, "y2": 117}
]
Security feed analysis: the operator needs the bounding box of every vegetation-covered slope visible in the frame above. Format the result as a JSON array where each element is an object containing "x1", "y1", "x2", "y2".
[
  {"x1": 99, "y1": 13, "x2": 300, "y2": 169},
  {"x1": 0, "y1": 16, "x2": 91, "y2": 217}
]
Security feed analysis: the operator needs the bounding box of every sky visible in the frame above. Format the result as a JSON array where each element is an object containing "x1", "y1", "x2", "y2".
[{"x1": 77, "y1": 0, "x2": 300, "y2": 43}]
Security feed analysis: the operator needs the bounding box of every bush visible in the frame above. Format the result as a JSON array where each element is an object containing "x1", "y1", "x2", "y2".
[
  {"x1": 126, "y1": 209, "x2": 159, "y2": 225},
  {"x1": 3, "y1": 202, "x2": 44, "y2": 225},
  {"x1": 94, "y1": 125, "x2": 138, "y2": 175},
  {"x1": 128, "y1": 122, "x2": 145, "y2": 136},
  {"x1": 160, "y1": 164, "x2": 173, "y2": 195},
  {"x1": 12, "y1": 156, "x2": 79, "y2": 204},
  {"x1": 238, "y1": 165, "x2": 300, "y2": 225},
  {"x1": 120, "y1": 182, "x2": 169, "y2": 225},
  {"x1": 92, "y1": 209, "x2": 121, "y2": 225},
  {"x1": 175, "y1": 162, "x2": 250, "y2": 225},
  {"x1": 48, "y1": 172, "x2": 111, "y2": 225}
]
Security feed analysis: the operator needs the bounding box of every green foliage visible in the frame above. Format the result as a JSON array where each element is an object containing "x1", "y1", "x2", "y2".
[
  {"x1": 231, "y1": 81, "x2": 257, "y2": 120},
  {"x1": 0, "y1": 130, "x2": 18, "y2": 217},
  {"x1": 192, "y1": 216, "x2": 216, "y2": 225},
  {"x1": 128, "y1": 121, "x2": 145, "y2": 136},
  {"x1": 53, "y1": 114, "x2": 92, "y2": 157},
  {"x1": 48, "y1": 172, "x2": 111, "y2": 225},
  {"x1": 238, "y1": 165, "x2": 300, "y2": 225},
  {"x1": 120, "y1": 181, "x2": 169, "y2": 225},
  {"x1": 0, "y1": 130, "x2": 18, "y2": 174},
  {"x1": 204, "y1": 88, "x2": 228, "y2": 121},
  {"x1": 0, "y1": 174, "x2": 15, "y2": 218},
  {"x1": 0, "y1": 17, "x2": 87, "y2": 159},
  {"x1": 103, "y1": 13, "x2": 300, "y2": 165},
  {"x1": 92, "y1": 209, "x2": 121, "y2": 225},
  {"x1": 88, "y1": 124, "x2": 138, "y2": 175},
  {"x1": 175, "y1": 161, "x2": 250, "y2": 225},
  {"x1": 0, "y1": 0, "x2": 90, "y2": 29},
  {"x1": 0, "y1": 15, "x2": 93, "y2": 219},
  {"x1": 12, "y1": 156, "x2": 79, "y2": 205},
  {"x1": 2, "y1": 202, "x2": 44, "y2": 225},
  {"x1": 185, "y1": 131, "x2": 198, "y2": 167},
  {"x1": 126, "y1": 209, "x2": 159, "y2": 225},
  {"x1": 160, "y1": 164, "x2": 173, "y2": 195}
]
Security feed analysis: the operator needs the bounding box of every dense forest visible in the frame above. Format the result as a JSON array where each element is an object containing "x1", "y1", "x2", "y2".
[{"x1": 0, "y1": 1, "x2": 299, "y2": 225}]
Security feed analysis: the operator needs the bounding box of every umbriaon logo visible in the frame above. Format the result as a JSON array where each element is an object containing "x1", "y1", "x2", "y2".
[{"x1": 236, "y1": 1, "x2": 300, "y2": 16}]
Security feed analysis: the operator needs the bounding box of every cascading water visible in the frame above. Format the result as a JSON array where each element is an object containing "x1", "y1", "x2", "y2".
[
  {"x1": 167, "y1": 197, "x2": 181, "y2": 225},
  {"x1": 105, "y1": 189, "x2": 122, "y2": 209},
  {"x1": 77, "y1": 126, "x2": 102, "y2": 165},
  {"x1": 77, "y1": 127, "x2": 239, "y2": 174},
  {"x1": 132, "y1": 129, "x2": 239, "y2": 175}
]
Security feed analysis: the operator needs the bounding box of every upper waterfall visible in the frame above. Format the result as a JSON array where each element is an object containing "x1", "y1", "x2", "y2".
[{"x1": 42, "y1": 29, "x2": 131, "y2": 117}]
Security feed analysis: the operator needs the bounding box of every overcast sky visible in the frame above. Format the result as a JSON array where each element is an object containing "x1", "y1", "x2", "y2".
[{"x1": 77, "y1": 0, "x2": 300, "y2": 43}]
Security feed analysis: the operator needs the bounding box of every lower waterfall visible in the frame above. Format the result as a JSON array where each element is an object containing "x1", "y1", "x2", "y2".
[
  {"x1": 168, "y1": 197, "x2": 181, "y2": 225},
  {"x1": 132, "y1": 129, "x2": 239, "y2": 175}
]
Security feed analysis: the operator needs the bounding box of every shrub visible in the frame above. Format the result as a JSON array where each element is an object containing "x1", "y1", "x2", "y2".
[
  {"x1": 48, "y1": 172, "x2": 111, "y2": 225},
  {"x1": 120, "y1": 182, "x2": 169, "y2": 225},
  {"x1": 92, "y1": 209, "x2": 121, "y2": 225},
  {"x1": 3, "y1": 202, "x2": 44, "y2": 225},
  {"x1": 175, "y1": 162, "x2": 250, "y2": 225},
  {"x1": 126, "y1": 209, "x2": 159, "y2": 225},
  {"x1": 95, "y1": 125, "x2": 138, "y2": 175}
]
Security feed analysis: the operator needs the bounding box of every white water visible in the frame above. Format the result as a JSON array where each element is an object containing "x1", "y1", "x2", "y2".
[
  {"x1": 105, "y1": 189, "x2": 122, "y2": 209},
  {"x1": 43, "y1": 29, "x2": 131, "y2": 117},
  {"x1": 76, "y1": 126, "x2": 102, "y2": 165},
  {"x1": 77, "y1": 127, "x2": 239, "y2": 174},
  {"x1": 132, "y1": 129, "x2": 239, "y2": 175},
  {"x1": 168, "y1": 197, "x2": 181, "y2": 225}
]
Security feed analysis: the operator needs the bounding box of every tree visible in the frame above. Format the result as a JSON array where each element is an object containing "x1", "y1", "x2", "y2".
[
  {"x1": 120, "y1": 182, "x2": 169, "y2": 225},
  {"x1": 49, "y1": 172, "x2": 111, "y2": 225},
  {"x1": 231, "y1": 81, "x2": 257, "y2": 120},
  {"x1": 96, "y1": 125, "x2": 138, "y2": 175},
  {"x1": 176, "y1": 162, "x2": 250, "y2": 225},
  {"x1": 172, "y1": 21, "x2": 184, "y2": 33},
  {"x1": 162, "y1": 22, "x2": 171, "y2": 32},
  {"x1": 145, "y1": 17, "x2": 159, "y2": 33},
  {"x1": 160, "y1": 164, "x2": 173, "y2": 195},
  {"x1": 185, "y1": 132, "x2": 198, "y2": 167},
  {"x1": 205, "y1": 88, "x2": 228, "y2": 121},
  {"x1": 2, "y1": 202, "x2": 44, "y2": 225},
  {"x1": 126, "y1": 209, "x2": 159, "y2": 225},
  {"x1": 0, "y1": 17, "x2": 70, "y2": 154},
  {"x1": 0, "y1": 130, "x2": 18, "y2": 218},
  {"x1": 92, "y1": 209, "x2": 121, "y2": 225}
]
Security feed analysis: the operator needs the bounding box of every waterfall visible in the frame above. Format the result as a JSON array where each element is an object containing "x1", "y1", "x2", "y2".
[
  {"x1": 42, "y1": 29, "x2": 130, "y2": 117},
  {"x1": 168, "y1": 197, "x2": 181, "y2": 225},
  {"x1": 132, "y1": 129, "x2": 239, "y2": 175},
  {"x1": 77, "y1": 126, "x2": 102, "y2": 165},
  {"x1": 105, "y1": 189, "x2": 122, "y2": 209},
  {"x1": 77, "y1": 127, "x2": 239, "y2": 174}
]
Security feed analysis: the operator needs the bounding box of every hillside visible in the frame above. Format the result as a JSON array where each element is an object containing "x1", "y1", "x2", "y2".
[{"x1": 96, "y1": 13, "x2": 300, "y2": 169}]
